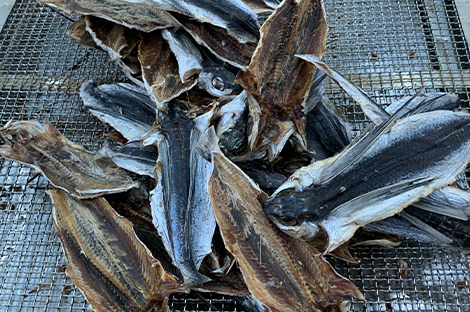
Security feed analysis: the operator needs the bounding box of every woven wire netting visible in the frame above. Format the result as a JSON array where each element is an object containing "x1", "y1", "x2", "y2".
[{"x1": 0, "y1": 0, "x2": 469, "y2": 311}]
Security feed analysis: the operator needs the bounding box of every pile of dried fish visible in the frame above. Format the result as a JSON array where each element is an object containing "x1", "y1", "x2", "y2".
[{"x1": 1, "y1": 0, "x2": 470, "y2": 310}]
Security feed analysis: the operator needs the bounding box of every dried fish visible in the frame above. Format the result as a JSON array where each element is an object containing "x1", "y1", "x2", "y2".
[
  {"x1": 148, "y1": 107, "x2": 215, "y2": 285},
  {"x1": 162, "y1": 28, "x2": 203, "y2": 83},
  {"x1": 306, "y1": 100, "x2": 352, "y2": 159},
  {"x1": 80, "y1": 80, "x2": 156, "y2": 140},
  {"x1": 48, "y1": 189, "x2": 186, "y2": 312},
  {"x1": 265, "y1": 110, "x2": 470, "y2": 253},
  {"x1": 37, "y1": 0, "x2": 179, "y2": 32},
  {"x1": 139, "y1": 31, "x2": 198, "y2": 110},
  {"x1": 236, "y1": 0, "x2": 328, "y2": 159},
  {"x1": 197, "y1": 48, "x2": 240, "y2": 97},
  {"x1": 412, "y1": 186, "x2": 470, "y2": 220},
  {"x1": 297, "y1": 55, "x2": 388, "y2": 125},
  {"x1": 213, "y1": 92, "x2": 249, "y2": 158},
  {"x1": 174, "y1": 13, "x2": 257, "y2": 68},
  {"x1": 67, "y1": 16, "x2": 101, "y2": 50},
  {"x1": 85, "y1": 16, "x2": 144, "y2": 87},
  {"x1": 0, "y1": 120, "x2": 137, "y2": 199},
  {"x1": 204, "y1": 128, "x2": 363, "y2": 311},
  {"x1": 103, "y1": 140, "x2": 158, "y2": 178}
]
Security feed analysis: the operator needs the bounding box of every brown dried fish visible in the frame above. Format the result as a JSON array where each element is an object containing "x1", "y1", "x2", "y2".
[
  {"x1": 173, "y1": 12, "x2": 257, "y2": 69},
  {"x1": 0, "y1": 121, "x2": 137, "y2": 199},
  {"x1": 37, "y1": 0, "x2": 179, "y2": 32},
  {"x1": 236, "y1": 0, "x2": 327, "y2": 159},
  {"x1": 139, "y1": 31, "x2": 198, "y2": 110},
  {"x1": 67, "y1": 16, "x2": 101, "y2": 50},
  {"x1": 205, "y1": 129, "x2": 363, "y2": 312},
  {"x1": 49, "y1": 189, "x2": 186, "y2": 312},
  {"x1": 85, "y1": 16, "x2": 144, "y2": 86}
]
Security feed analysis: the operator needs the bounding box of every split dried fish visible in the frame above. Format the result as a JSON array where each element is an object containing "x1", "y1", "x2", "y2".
[
  {"x1": 148, "y1": 107, "x2": 215, "y2": 285},
  {"x1": 265, "y1": 110, "x2": 470, "y2": 253},
  {"x1": 67, "y1": 16, "x2": 101, "y2": 50},
  {"x1": 236, "y1": 0, "x2": 327, "y2": 159},
  {"x1": 412, "y1": 186, "x2": 470, "y2": 220},
  {"x1": 162, "y1": 28, "x2": 203, "y2": 83},
  {"x1": 0, "y1": 120, "x2": 137, "y2": 199},
  {"x1": 85, "y1": 16, "x2": 144, "y2": 87},
  {"x1": 37, "y1": 0, "x2": 179, "y2": 32},
  {"x1": 174, "y1": 12, "x2": 257, "y2": 68},
  {"x1": 139, "y1": 31, "x2": 198, "y2": 110},
  {"x1": 49, "y1": 189, "x2": 186, "y2": 312},
  {"x1": 103, "y1": 140, "x2": 158, "y2": 178},
  {"x1": 80, "y1": 80, "x2": 156, "y2": 141},
  {"x1": 204, "y1": 128, "x2": 363, "y2": 311}
]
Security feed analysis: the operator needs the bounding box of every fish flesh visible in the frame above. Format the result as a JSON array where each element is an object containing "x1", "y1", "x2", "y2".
[
  {"x1": 236, "y1": 0, "x2": 328, "y2": 159},
  {"x1": 37, "y1": 0, "x2": 179, "y2": 32},
  {"x1": 0, "y1": 120, "x2": 137, "y2": 199},
  {"x1": 139, "y1": 31, "x2": 199, "y2": 110},
  {"x1": 162, "y1": 28, "x2": 203, "y2": 83},
  {"x1": 204, "y1": 127, "x2": 363, "y2": 311},
  {"x1": 85, "y1": 16, "x2": 144, "y2": 87},
  {"x1": 173, "y1": 12, "x2": 257, "y2": 68},
  {"x1": 80, "y1": 80, "x2": 156, "y2": 140},
  {"x1": 67, "y1": 16, "x2": 101, "y2": 50},
  {"x1": 102, "y1": 140, "x2": 158, "y2": 178},
  {"x1": 148, "y1": 107, "x2": 215, "y2": 285},
  {"x1": 48, "y1": 189, "x2": 186, "y2": 312},
  {"x1": 265, "y1": 109, "x2": 470, "y2": 253}
]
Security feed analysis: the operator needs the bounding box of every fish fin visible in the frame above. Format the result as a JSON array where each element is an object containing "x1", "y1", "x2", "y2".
[
  {"x1": 322, "y1": 176, "x2": 432, "y2": 254},
  {"x1": 296, "y1": 54, "x2": 389, "y2": 124},
  {"x1": 398, "y1": 211, "x2": 455, "y2": 245}
]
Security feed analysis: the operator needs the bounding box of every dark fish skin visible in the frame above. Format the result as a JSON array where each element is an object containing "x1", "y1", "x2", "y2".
[
  {"x1": 104, "y1": 140, "x2": 158, "y2": 178},
  {"x1": 173, "y1": 12, "x2": 257, "y2": 68},
  {"x1": 206, "y1": 138, "x2": 364, "y2": 312},
  {"x1": 37, "y1": 0, "x2": 179, "y2": 32},
  {"x1": 306, "y1": 100, "x2": 351, "y2": 158},
  {"x1": 80, "y1": 80, "x2": 156, "y2": 140},
  {"x1": 236, "y1": 161, "x2": 287, "y2": 193},
  {"x1": 139, "y1": 31, "x2": 198, "y2": 109},
  {"x1": 48, "y1": 189, "x2": 186, "y2": 312},
  {"x1": 150, "y1": 107, "x2": 215, "y2": 286},
  {"x1": 0, "y1": 121, "x2": 137, "y2": 199},
  {"x1": 265, "y1": 110, "x2": 470, "y2": 252},
  {"x1": 236, "y1": 0, "x2": 327, "y2": 154}
]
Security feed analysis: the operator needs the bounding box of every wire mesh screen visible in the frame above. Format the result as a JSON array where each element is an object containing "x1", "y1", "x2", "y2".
[{"x1": 0, "y1": 0, "x2": 469, "y2": 311}]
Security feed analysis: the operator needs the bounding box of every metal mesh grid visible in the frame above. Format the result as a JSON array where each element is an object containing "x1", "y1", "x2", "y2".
[{"x1": 0, "y1": 0, "x2": 469, "y2": 311}]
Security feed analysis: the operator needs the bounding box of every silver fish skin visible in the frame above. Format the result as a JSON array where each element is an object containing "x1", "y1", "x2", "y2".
[
  {"x1": 386, "y1": 93, "x2": 460, "y2": 115},
  {"x1": 149, "y1": 107, "x2": 215, "y2": 286},
  {"x1": 162, "y1": 28, "x2": 203, "y2": 83},
  {"x1": 412, "y1": 186, "x2": 470, "y2": 221},
  {"x1": 80, "y1": 80, "x2": 156, "y2": 141},
  {"x1": 265, "y1": 110, "x2": 470, "y2": 253},
  {"x1": 103, "y1": 140, "x2": 158, "y2": 178}
]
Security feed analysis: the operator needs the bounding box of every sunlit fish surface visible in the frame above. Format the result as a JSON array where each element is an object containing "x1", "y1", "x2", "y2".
[
  {"x1": 0, "y1": 120, "x2": 137, "y2": 199},
  {"x1": 265, "y1": 110, "x2": 470, "y2": 253},
  {"x1": 205, "y1": 128, "x2": 363, "y2": 311},
  {"x1": 80, "y1": 80, "x2": 156, "y2": 141},
  {"x1": 236, "y1": 0, "x2": 327, "y2": 159},
  {"x1": 103, "y1": 140, "x2": 159, "y2": 178},
  {"x1": 48, "y1": 190, "x2": 186, "y2": 312},
  {"x1": 149, "y1": 107, "x2": 215, "y2": 286}
]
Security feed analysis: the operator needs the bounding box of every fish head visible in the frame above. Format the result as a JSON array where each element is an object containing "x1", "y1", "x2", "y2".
[
  {"x1": 264, "y1": 188, "x2": 320, "y2": 241},
  {"x1": 198, "y1": 67, "x2": 241, "y2": 97}
]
